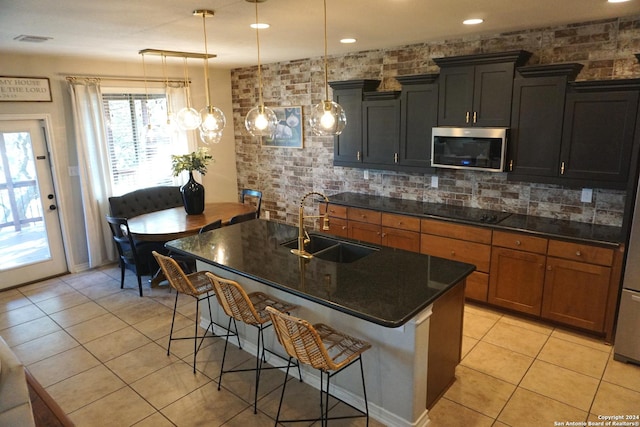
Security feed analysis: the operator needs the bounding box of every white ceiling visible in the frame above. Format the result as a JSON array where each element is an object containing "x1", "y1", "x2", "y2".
[{"x1": 1, "y1": 0, "x2": 639, "y2": 69}]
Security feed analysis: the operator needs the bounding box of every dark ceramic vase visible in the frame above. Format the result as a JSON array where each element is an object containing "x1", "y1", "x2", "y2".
[{"x1": 181, "y1": 171, "x2": 205, "y2": 215}]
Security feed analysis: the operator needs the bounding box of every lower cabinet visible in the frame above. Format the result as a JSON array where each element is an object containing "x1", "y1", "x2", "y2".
[
  {"x1": 381, "y1": 213, "x2": 420, "y2": 252},
  {"x1": 541, "y1": 241, "x2": 614, "y2": 332},
  {"x1": 489, "y1": 231, "x2": 548, "y2": 315},
  {"x1": 347, "y1": 207, "x2": 382, "y2": 244}
]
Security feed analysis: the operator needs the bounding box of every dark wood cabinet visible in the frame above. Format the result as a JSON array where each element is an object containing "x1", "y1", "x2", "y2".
[
  {"x1": 560, "y1": 80, "x2": 640, "y2": 188},
  {"x1": 434, "y1": 50, "x2": 531, "y2": 127},
  {"x1": 396, "y1": 74, "x2": 439, "y2": 170},
  {"x1": 362, "y1": 92, "x2": 401, "y2": 166},
  {"x1": 330, "y1": 80, "x2": 380, "y2": 166},
  {"x1": 508, "y1": 64, "x2": 583, "y2": 179}
]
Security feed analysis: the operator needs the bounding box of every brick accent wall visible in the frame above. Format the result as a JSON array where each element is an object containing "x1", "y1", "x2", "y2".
[{"x1": 231, "y1": 15, "x2": 640, "y2": 227}]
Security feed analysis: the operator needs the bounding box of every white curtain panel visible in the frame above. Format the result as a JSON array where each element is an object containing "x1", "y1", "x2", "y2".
[{"x1": 68, "y1": 78, "x2": 115, "y2": 267}]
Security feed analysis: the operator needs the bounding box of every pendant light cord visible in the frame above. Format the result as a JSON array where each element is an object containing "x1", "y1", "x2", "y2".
[
  {"x1": 202, "y1": 12, "x2": 211, "y2": 108},
  {"x1": 255, "y1": 1, "x2": 264, "y2": 110},
  {"x1": 182, "y1": 57, "x2": 192, "y2": 108},
  {"x1": 323, "y1": 0, "x2": 329, "y2": 102}
]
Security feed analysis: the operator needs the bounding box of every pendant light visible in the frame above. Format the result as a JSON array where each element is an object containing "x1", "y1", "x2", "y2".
[
  {"x1": 194, "y1": 9, "x2": 226, "y2": 144},
  {"x1": 309, "y1": 0, "x2": 346, "y2": 136},
  {"x1": 176, "y1": 57, "x2": 201, "y2": 131},
  {"x1": 244, "y1": 0, "x2": 278, "y2": 138}
]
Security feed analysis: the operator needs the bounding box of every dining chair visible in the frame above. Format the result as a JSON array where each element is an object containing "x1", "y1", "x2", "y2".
[
  {"x1": 152, "y1": 251, "x2": 240, "y2": 373},
  {"x1": 205, "y1": 272, "x2": 301, "y2": 413},
  {"x1": 105, "y1": 215, "x2": 162, "y2": 297},
  {"x1": 240, "y1": 189, "x2": 262, "y2": 218},
  {"x1": 199, "y1": 219, "x2": 222, "y2": 234},
  {"x1": 266, "y1": 306, "x2": 371, "y2": 426},
  {"x1": 229, "y1": 211, "x2": 257, "y2": 225}
]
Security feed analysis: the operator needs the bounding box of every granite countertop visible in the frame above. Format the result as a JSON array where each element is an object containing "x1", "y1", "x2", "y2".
[
  {"x1": 165, "y1": 220, "x2": 475, "y2": 328},
  {"x1": 328, "y1": 192, "x2": 624, "y2": 246}
]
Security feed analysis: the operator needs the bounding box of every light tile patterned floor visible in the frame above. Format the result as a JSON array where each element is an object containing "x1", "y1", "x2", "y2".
[{"x1": 1, "y1": 266, "x2": 640, "y2": 426}]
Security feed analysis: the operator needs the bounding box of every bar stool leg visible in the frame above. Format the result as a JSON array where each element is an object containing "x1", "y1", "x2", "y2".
[
  {"x1": 275, "y1": 357, "x2": 293, "y2": 426},
  {"x1": 192, "y1": 296, "x2": 199, "y2": 373},
  {"x1": 360, "y1": 356, "x2": 369, "y2": 425},
  {"x1": 167, "y1": 291, "x2": 180, "y2": 356}
]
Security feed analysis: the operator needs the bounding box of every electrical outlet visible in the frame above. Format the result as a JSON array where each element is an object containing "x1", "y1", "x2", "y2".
[
  {"x1": 264, "y1": 210, "x2": 270, "y2": 220},
  {"x1": 431, "y1": 175, "x2": 438, "y2": 188},
  {"x1": 581, "y1": 188, "x2": 593, "y2": 203},
  {"x1": 364, "y1": 170, "x2": 369, "y2": 180}
]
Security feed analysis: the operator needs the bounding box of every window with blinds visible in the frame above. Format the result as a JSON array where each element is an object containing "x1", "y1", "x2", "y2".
[{"x1": 102, "y1": 92, "x2": 184, "y2": 196}]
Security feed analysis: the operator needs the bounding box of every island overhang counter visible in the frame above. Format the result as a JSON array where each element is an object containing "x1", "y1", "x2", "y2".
[{"x1": 165, "y1": 219, "x2": 475, "y2": 427}]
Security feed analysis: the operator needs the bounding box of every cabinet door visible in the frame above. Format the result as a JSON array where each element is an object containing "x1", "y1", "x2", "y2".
[
  {"x1": 334, "y1": 88, "x2": 364, "y2": 163},
  {"x1": 560, "y1": 90, "x2": 639, "y2": 185},
  {"x1": 400, "y1": 83, "x2": 438, "y2": 169},
  {"x1": 382, "y1": 227, "x2": 420, "y2": 252},
  {"x1": 542, "y1": 257, "x2": 611, "y2": 332},
  {"x1": 362, "y1": 98, "x2": 400, "y2": 165},
  {"x1": 489, "y1": 247, "x2": 546, "y2": 315},
  {"x1": 437, "y1": 66, "x2": 475, "y2": 126},
  {"x1": 473, "y1": 62, "x2": 515, "y2": 127},
  {"x1": 508, "y1": 76, "x2": 566, "y2": 177},
  {"x1": 348, "y1": 221, "x2": 381, "y2": 244},
  {"x1": 327, "y1": 217, "x2": 349, "y2": 238}
]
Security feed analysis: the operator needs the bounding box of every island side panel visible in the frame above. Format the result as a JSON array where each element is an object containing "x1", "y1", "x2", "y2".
[{"x1": 426, "y1": 279, "x2": 466, "y2": 408}]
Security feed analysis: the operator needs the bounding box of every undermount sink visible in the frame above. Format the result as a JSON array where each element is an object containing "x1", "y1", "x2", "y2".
[{"x1": 281, "y1": 234, "x2": 378, "y2": 263}]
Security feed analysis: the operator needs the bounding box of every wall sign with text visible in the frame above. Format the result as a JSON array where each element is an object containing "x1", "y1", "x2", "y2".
[{"x1": 0, "y1": 76, "x2": 52, "y2": 102}]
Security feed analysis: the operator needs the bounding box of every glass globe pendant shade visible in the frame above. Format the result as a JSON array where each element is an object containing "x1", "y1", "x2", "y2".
[
  {"x1": 199, "y1": 106, "x2": 226, "y2": 137},
  {"x1": 176, "y1": 107, "x2": 202, "y2": 131},
  {"x1": 245, "y1": 104, "x2": 278, "y2": 137},
  {"x1": 200, "y1": 129, "x2": 223, "y2": 144},
  {"x1": 310, "y1": 100, "x2": 346, "y2": 136}
]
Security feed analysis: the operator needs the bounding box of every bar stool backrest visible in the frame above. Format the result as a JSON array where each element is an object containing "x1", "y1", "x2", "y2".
[
  {"x1": 206, "y1": 272, "x2": 263, "y2": 326},
  {"x1": 152, "y1": 251, "x2": 200, "y2": 297}
]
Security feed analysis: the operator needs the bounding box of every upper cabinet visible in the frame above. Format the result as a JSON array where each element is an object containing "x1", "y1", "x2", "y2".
[
  {"x1": 397, "y1": 74, "x2": 439, "y2": 170},
  {"x1": 361, "y1": 91, "x2": 401, "y2": 166},
  {"x1": 330, "y1": 79, "x2": 380, "y2": 166},
  {"x1": 560, "y1": 80, "x2": 640, "y2": 187},
  {"x1": 508, "y1": 63, "x2": 583, "y2": 179},
  {"x1": 434, "y1": 50, "x2": 532, "y2": 127}
]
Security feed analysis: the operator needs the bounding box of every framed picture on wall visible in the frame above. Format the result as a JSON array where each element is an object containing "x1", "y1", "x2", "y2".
[{"x1": 262, "y1": 106, "x2": 303, "y2": 148}]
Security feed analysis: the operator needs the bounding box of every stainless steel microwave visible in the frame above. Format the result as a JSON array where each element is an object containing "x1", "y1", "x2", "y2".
[{"x1": 431, "y1": 127, "x2": 508, "y2": 172}]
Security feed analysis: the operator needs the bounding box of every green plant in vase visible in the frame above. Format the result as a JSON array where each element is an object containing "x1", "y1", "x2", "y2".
[{"x1": 171, "y1": 147, "x2": 213, "y2": 215}]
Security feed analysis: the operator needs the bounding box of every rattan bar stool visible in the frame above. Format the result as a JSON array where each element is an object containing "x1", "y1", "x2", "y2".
[
  {"x1": 152, "y1": 251, "x2": 240, "y2": 373},
  {"x1": 266, "y1": 306, "x2": 372, "y2": 426},
  {"x1": 204, "y1": 272, "x2": 301, "y2": 413}
]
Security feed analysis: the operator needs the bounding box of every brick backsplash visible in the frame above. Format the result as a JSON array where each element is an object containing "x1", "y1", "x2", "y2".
[{"x1": 231, "y1": 15, "x2": 640, "y2": 228}]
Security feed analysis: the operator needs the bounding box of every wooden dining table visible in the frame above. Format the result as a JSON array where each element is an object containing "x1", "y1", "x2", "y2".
[{"x1": 127, "y1": 202, "x2": 256, "y2": 242}]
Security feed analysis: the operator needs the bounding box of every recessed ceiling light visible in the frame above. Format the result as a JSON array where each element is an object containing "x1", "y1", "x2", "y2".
[
  {"x1": 340, "y1": 38, "x2": 357, "y2": 44},
  {"x1": 608, "y1": 0, "x2": 630, "y2": 2},
  {"x1": 250, "y1": 23, "x2": 269, "y2": 29},
  {"x1": 463, "y1": 18, "x2": 484, "y2": 25},
  {"x1": 14, "y1": 34, "x2": 52, "y2": 43}
]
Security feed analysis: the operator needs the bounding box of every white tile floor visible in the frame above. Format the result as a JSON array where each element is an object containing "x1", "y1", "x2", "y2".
[{"x1": 1, "y1": 265, "x2": 640, "y2": 426}]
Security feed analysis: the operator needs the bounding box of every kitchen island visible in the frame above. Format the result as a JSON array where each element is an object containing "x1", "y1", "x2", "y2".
[{"x1": 166, "y1": 219, "x2": 475, "y2": 427}]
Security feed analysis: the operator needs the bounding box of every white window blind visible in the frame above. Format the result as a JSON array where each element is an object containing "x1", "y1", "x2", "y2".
[{"x1": 102, "y1": 92, "x2": 186, "y2": 196}]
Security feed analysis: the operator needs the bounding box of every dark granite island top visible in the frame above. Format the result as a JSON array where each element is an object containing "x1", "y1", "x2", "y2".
[{"x1": 165, "y1": 219, "x2": 475, "y2": 328}]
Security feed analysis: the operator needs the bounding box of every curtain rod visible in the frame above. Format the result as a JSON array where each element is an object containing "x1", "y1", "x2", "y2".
[{"x1": 65, "y1": 75, "x2": 189, "y2": 84}]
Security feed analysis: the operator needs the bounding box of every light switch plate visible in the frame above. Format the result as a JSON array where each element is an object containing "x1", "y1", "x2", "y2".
[
  {"x1": 581, "y1": 188, "x2": 593, "y2": 203},
  {"x1": 431, "y1": 175, "x2": 438, "y2": 188}
]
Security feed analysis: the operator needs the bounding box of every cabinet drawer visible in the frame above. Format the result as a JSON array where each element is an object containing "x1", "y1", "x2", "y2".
[
  {"x1": 327, "y1": 217, "x2": 349, "y2": 238},
  {"x1": 349, "y1": 221, "x2": 381, "y2": 244},
  {"x1": 465, "y1": 271, "x2": 489, "y2": 302},
  {"x1": 421, "y1": 219, "x2": 492, "y2": 244},
  {"x1": 492, "y1": 230, "x2": 548, "y2": 254},
  {"x1": 320, "y1": 203, "x2": 347, "y2": 219},
  {"x1": 348, "y1": 207, "x2": 382, "y2": 225},
  {"x1": 382, "y1": 213, "x2": 421, "y2": 232},
  {"x1": 547, "y1": 240, "x2": 614, "y2": 266},
  {"x1": 421, "y1": 234, "x2": 491, "y2": 272}
]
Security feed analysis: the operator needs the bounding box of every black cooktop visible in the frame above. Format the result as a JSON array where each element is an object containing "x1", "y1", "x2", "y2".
[{"x1": 423, "y1": 205, "x2": 512, "y2": 224}]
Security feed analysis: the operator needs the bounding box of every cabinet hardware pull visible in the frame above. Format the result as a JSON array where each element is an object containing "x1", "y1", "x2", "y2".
[
  {"x1": 473, "y1": 112, "x2": 477, "y2": 123},
  {"x1": 451, "y1": 251, "x2": 455, "y2": 256},
  {"x1": 515, "y1": 240, "x2": 521, "y2": 246},
  {"x1": 382, "y1": 232, "x2": 386, "y2": 237},
  {"x1": 465, "y1": 112, "x2": 470, "y2": 123},
  {"x1": 357, "y1": 151, "x2": 361, "y2": 161},
  {"x1": 342, "y1": 226, "x2": 347, "y2": 230},
  {"x1": 509, "y1": 159, "x2": 513, "y2": 171},
  {"x1": 547, "y1": 266, "x2": 552, "y2": 271},
  {"x1": 398, "y1": 222, "x2": 403, "y2": 226},
  {"x1": 394, "y1": 153, "x2": 398, "y2": 163},
  {"x1": 576, "y1": 251, "x2": 581, "y2": 256},
  {"x1": 561, "y1": 161, "x2": 565, "y2": 175}
]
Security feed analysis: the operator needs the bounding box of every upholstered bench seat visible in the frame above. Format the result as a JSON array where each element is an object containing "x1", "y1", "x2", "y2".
[{"x1": 108, "y1": 186, "x2": 183, "y2": 219}]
